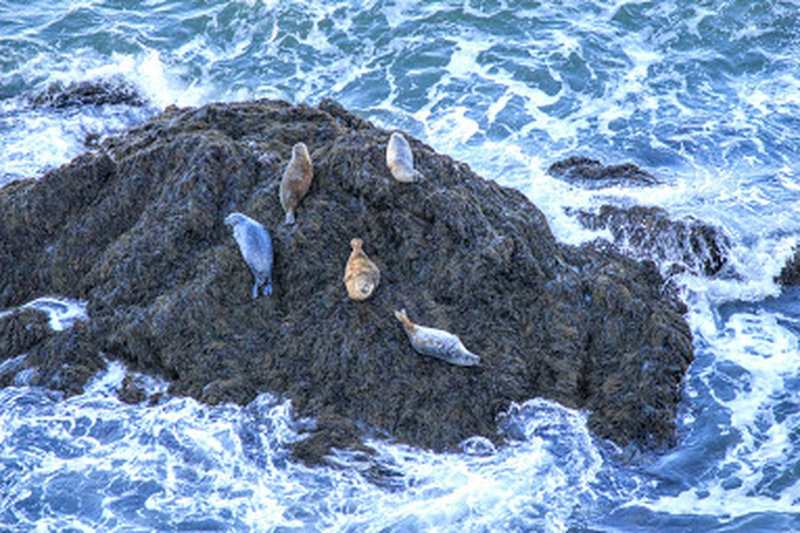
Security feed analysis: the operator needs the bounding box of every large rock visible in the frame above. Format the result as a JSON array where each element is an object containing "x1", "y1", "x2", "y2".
[
  {"x1": 569, "y1": 205, "x2": 733, "y2": 277},
  {"x1": 0, "y1": 99, "x2": 694, "y2": 459}
]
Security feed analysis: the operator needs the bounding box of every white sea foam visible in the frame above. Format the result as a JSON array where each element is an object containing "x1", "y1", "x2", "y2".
[
  {"x1": 322, "y1": 398, "x2": 604, "y2": 533},
  {"x1": 0, "y1": 362, "x2": 313, "y2": 531},
  {"x1": 0, "y1": 296, "x2": 88, "y2": 331},
  {"x1": 0, "y1": 361, "x2": 607, "y2": 533},
  {"x1": 21, "y1": 297, "x2": 89, "y2": 332},
  {"x1": 637, "y1": 305, "x2": 800, "y2": 518}
]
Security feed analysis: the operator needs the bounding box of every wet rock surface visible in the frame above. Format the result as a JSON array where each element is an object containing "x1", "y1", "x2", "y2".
[
  {"x1": 569, "y1": 205, "x2": 734, "y2": 277},
  {"x1": 777, "y1": 246, "x2": 800, "y2": 286},
  {"x1": 548, "y1": 156, "x2": 660, "y2": 188},
  {"x1": 31, "y1": 78, "x2": 148, "y2": 109},
  {"x1": 0, "y1": 308, "x2": 51, "y2": 358},
  {"x1": 0, "y1": 99, "x2": 693, "y2": 460}
]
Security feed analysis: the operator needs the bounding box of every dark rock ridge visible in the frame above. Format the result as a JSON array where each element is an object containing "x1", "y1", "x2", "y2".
[
  {"x1": 0, "y1": 99, "x2": 694, "y2": 459},
  {"x1": 31, "y1": 78, "x2": 148, "y2": 109},
  {"x1": 548, "y1": 156, "x2": 660, "y2": 188},
  {"x1": 569, "y1": 205, "x2": 734, "y2": 277},
  {"x1": 778, "y1": 246, "x2": 800, "y2": 286}
]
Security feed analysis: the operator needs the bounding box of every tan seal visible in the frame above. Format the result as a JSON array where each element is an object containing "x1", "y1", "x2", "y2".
[
  {"x1": 343, "y1": 238, "x2": 381, "y2": 301},
  {"x1": 394, "y1": 309, "x2": 480, "y2": 366},
  {"x1": 386, "y1": 132, "x2": 422, "y2": 183},
  {"x1": 280, "y1": 142, "x2": 314, "y2": 224}
]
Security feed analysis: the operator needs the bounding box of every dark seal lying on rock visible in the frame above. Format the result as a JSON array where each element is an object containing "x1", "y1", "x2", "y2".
[{"x1": 0, "y1": 98, "x2": 694, "y2": 462}]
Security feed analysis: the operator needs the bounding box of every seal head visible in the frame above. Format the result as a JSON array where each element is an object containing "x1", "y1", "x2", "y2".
[
  {"x1": 386, "y1": 132, "x2": 422, "y2": 183},
  {"x1": 343, "y1": 238, "x2": 381, "y2": 301},
  {"x1": 224, "y1": 212, "x2": 274, "y2": 298},
  {"x1": 280, "y1": 142, "x2": 314, "y2": 224},
  {"x1": 394, "y1": 309, "x2": 480, "y2": 366}
]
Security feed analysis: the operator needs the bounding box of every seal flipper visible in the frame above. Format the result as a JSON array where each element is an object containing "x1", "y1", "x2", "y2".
[
  {"x1": 251, "y1": 281, "x2": 260, "y2": 299},
  {"x1": 263, "y1": 281, "x2": 273, "y2": 296},
  {"x1": 285, "y1": 208, "x2": 296, "y2": 225}
]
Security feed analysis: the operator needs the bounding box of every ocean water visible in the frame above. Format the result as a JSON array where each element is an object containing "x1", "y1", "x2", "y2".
[{"x1": 1, "y1": 0, "x2": 800, "y2": 531}]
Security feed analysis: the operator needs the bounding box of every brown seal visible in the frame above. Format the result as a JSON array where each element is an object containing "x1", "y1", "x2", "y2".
[
  {"x1": 343, "y1": 238, "x2": 381, "y2": 301},
  {"x1": 279, "y1": 142, "x2": 314, "y2": 224},
  {"x1": 386, "y1": 132, "x2": 422, "y2": 183},
  {"x1": 394, "y1": 309, "x2": 480, "y2": 366}
]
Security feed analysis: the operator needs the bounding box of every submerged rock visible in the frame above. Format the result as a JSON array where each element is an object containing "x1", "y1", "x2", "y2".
[
  {"x1": 569, "y1": 205, "x2": 734, "y2": 277},
  {"x1": 31, "y1": 78, "x2": 147, "y2": 109},
  {"x1": 0, "y1": 99, "x2": 693, "y2": 460},
  {"x1": 548, "y1": 156, "x2": 660, "y2": 188}
]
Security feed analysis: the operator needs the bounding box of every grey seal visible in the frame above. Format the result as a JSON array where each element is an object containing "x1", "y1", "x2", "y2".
[
  {"x1": 394, "y1": 309, "x2": 480, "y2": 366},
  {"x1": 224, "y1": 212, "x2": 274, "y2": 298},
  {"x1": 386, "y1": 132, "x2": 422, "y2": 183}
]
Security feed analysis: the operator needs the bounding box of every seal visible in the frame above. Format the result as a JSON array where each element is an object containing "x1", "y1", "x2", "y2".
[
  {"x1": 393, "y1": 309, "x2": 480, "y2": 366},
  {"x1": 386, "y1": 132, "x2": 422, "y2": 183},
  {"x1": 343, "y1": 238, "x2": 380, "y2": 301},
  {"x1": 280, "y1": 142, "x2": 314, "y2": 224},
  {"x1": 224, "y1": 212, "x2": 274, "y2": 298}
]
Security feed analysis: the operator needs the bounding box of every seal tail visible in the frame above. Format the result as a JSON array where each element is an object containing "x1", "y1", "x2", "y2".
[
  {"x1": 263, "y1": 281, "x2": 273, "y2": 297},
  {"x1": 394, "y1": 309, "x2": 413, "y2": 328},
  {"x1": 284, "y1": 209, "x2": 296, "y2": 225}
]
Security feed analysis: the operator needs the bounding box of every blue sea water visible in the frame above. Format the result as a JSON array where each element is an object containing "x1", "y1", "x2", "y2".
[{"x1": 1, "y1": 0, "x2": 800, "y2": 531}]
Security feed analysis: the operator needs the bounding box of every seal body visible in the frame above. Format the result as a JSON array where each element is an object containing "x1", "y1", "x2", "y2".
[
  {"x1": 343, "y1": 238, "x2": 380, "y2": 301},
  {"x1": 393, "y1": 309, "x2": 480, "y2": 366},
  {"x1": 280, "y1": 142, "x2": 314, "y2": 224},
  {"x1": 224, "y1": 212, "x2": 274, "y2": 298},
  {"x1": 386, "y1": 132, "x2": 422, "y2": 183}
]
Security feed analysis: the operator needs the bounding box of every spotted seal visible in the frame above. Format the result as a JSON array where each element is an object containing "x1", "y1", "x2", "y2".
[
  {"x1": 280, "y1": 142, "x2": 314, "y2": 224},
  {"x1": 393, "y1": 309, "x2": 480, "y2": 366},
  {"x1": 224, "y1": 212, "x2": 274, "y2": 298},
  {"x1": 343, "y1": 238, "x2": 380, "y2": 301},
  {"x1": 386, "y1": 132, "x2": 422, "y2": 183}
]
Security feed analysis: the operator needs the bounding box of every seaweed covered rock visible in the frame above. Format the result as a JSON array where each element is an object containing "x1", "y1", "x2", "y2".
[
  {"x1": 569, "y1": 205, "x2": 733, "y2": 277},
  {"x1": 548, "y1": 156, "x2": 660, "y2": 188},
  {"x1": 0, "y1": 307, "x2": 51, "y2": 359},
  {"x1": 31, "y1": 78, "x2": 147, "y2": 109},
  {"x1": 0, "y1": 99, "x2": 694, "y2": 458}
]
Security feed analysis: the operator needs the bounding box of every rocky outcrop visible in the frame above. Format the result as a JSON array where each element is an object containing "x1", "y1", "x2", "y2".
[
  {"x1": 31, "y1": 78, "x2": 148, "y2": 109},
  {"x1": 778, "y1": 246, "x2": 800, "y2": 286},
  {"x1": 548, "y1": 156, "x2": 660, "y2": 188},
  {"x1": 569, "y1": 205, "x2": 733, "y2": 277},
  {"x1": 0, "y1": 99, "x2": 694, "y2": 460}
]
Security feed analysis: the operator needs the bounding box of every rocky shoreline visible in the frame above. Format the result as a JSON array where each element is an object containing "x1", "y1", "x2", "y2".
[{"x1": 1, "y1": 98, "x2": 695, "y2": 461}]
